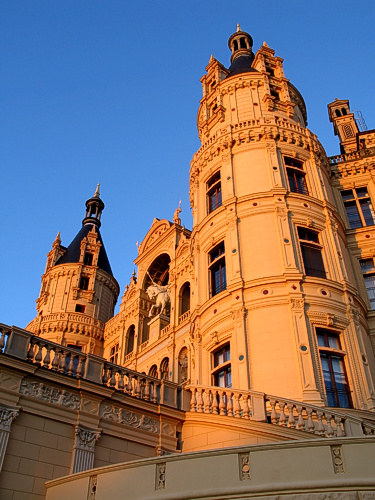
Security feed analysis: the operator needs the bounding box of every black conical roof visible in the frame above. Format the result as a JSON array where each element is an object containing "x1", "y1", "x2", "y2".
[
  {"x1": 55, "y1": 223, "x2": 113, "y2": 276},
  {"x1": 226, "y1": 54, "x2": 257, "y2": 78}
]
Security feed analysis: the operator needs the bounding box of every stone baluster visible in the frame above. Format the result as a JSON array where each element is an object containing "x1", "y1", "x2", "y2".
[
  {"x1": 58, "y1": 350, "x2": 67, "y2": 373},
  {"x1": 335, "y1": 416, "x2": 345, "y2": 437},
  {"x1": 218, "y1": 390, "x2": 226, "y2": 416},
  {"x1": 226, "y1": 392, "x2": 233, "y2": 417},
  {"x1": 71, "y1": 425, "x2": 101, "y2": 474},
  {"x1": 76, "y1": 356, "x2": 84, "y2": 379},
  {"x1": 134, "y1": 376, "x2": 141, "y2": 398},
  {"x1": 144, "y1": 379, "x2": 150, "y2": 401},
  {"x1": 0, "y1": 328, "x2": 7, "y2": 353},
  {"x1": 279, "y1": 401, "x2": 287, "y2": 427},
  {"x1": 0, "y1": 405, "x2": 19, "y2": 472},
  {"x1": 102, "y1": 366, "x2": 109, "y2": 385},
  {"x1": 190, "y1": 388, "x2": 197, "y2": 412},
  {"x1": 51, "y1": 349, "x2": 59, "y2": 371},
  {"x1": 287, "y1": 403, "x2": 296, "y2": 428},
  {"x1": 34, "y1": 341, "x2": 43, "y2": 365},
  {"x1": 242, "y1": 395, "x2": 250, "y2": 420},
  {"x1": 109, "y1": 368, "x2": 116, "y2": 388},
  {"x1": 212, "y1": 390, "x2": 219, "y2": 415},
  {"x1": 67, "y1": 353, "x2": 75, "y2": 376},
  {"x1": 118, "y1": 371, "x2": 125, "y2": 391},
  {"x1": 316, "y1": 411, "x2": 325, "y2": 436},
  {"x1": 296, "y1": 405, "x2": 305, "y2": 431},
  {"x1": 43, "y1": 345, "x2": 52, "y2": 368},
  {"x1": 204, "y1": 390, "x2": 211, "y2": 414},
  {"x1": 151, "y1": 381, "x2": 158, "y2": 403},
  {"x1": 27, "y1": 339, "x2": 35, "y2": 362},
  {"x1": 326, "y1": 414, "x2": 334, "y2": 438},
  {"x1": 234, "y1": 394, "x2": 241, "y2": 418},
  {"x1": 306, "y1": 407, "x2": 315, "y2": 432},
  {"x1": 196, "y1": 389, "x2": 204, "y2": 413},
  {"x1": 269, "y1": 399, "x2": 279, "y2": 424},
  {"x1": 126, "y1": 374, "x2": 133, "y2": 395}
]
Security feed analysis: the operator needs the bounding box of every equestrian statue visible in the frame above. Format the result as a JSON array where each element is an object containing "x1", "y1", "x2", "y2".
[{"x1": 146, "y1": 272, "x2": 171, "y2": 318}]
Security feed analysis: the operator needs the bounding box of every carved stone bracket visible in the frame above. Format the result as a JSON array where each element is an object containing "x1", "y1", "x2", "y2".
[
  {"x1": 155, "y1": 462, "x2": 166, "y2": 490},
  {"x1": 239, "y1": 452, "x2": 251, "y2": 480},
  {"x1": 331, "y1": 445, "x2": 345, "y2": 474}
]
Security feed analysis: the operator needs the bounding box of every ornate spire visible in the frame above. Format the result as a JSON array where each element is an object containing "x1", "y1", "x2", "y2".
[
  {"x1": 237, "y1": 23, "x2": 241, "y2": 32},
  {"x1": 228, "y1": 26, "x2": 254, "y2": 64},
  {"x1": 82, "y1": 186, "x2": 105, "y2": 228}
]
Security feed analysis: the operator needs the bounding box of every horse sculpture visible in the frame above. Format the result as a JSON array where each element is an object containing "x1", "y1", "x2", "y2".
[{"x1": 146, "y1": 284, "x2": 171, "y2": 318}]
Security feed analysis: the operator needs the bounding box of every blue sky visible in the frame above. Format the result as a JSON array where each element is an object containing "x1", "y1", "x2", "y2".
[{"x1": 2, "y1": 1, "x2": 375, "y2": 327}]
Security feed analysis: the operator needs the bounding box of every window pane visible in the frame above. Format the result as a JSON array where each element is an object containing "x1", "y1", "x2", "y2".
[
  {"x1": 301, "y1": 245, "x2": 326, "y2": 278},
  {"x1": 328, "y1": 335, "x2": 340, "y2": 349},
  {"x1": 360, "y1": 199, "x2": 375, "y2": 226},
  {"x1": 317, "y1": 333, "x2": 327, "y2": 347},
  {"x1": 341, "y1": 190, "x2": 355, "y2": 202},
  {"x1": 356, "y1": 187, "x2": 369, "y2": 198},
  {"x1": 345, "y1": 201, "x2": 362, "y2": 229},
  {"x1": 360, "y1": 259, "x2": 375, "y2": 273}
]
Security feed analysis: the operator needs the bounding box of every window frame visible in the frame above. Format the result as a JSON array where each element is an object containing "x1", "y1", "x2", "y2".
[
  {"x1": 315, "y1": 328, "x2": 352, "y2": 408},
  {"x1": 109, "y1": 343, "x2": 119, "y2": 365},
  {"x1": 206, "y1": 171, "x2": 222, "y2": 214},
  {"x1": 79, "y1": 276, "x2": 90, "y2": 290},
  {"x1": 208, "y1": 242, "x2": 227, "y2": 297},
  {"x1": 211, "y1": 343, "x2": 231, "y2": 388},
  {"x1": 340, "y1": 187, "x2": 375, "y2": 229},
  {"x1": 297, "y1": 227, "x2": 326, "y2": 279},
  {"x1": 360, "y1": 258, "x2": 375, "y2": 310},
  {"x1": 284, "y1": 156, "x2": 308, "y2": 195}
]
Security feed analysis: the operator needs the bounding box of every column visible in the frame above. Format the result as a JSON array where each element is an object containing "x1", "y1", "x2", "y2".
[
  {"x1": 0, "y1": 405, "x2": 19, "y2": 471},
  {"x1": 71, "y1": 425, "x2": 101, "y2": 474}
]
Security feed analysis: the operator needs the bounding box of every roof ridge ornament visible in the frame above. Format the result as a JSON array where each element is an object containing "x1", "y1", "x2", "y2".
[
  {"x1": 237, "y1": 23, "x2": 241, "y2": 32},
  {"x1": 94, "y1": 183, "x2": 100, "y2": 198}
]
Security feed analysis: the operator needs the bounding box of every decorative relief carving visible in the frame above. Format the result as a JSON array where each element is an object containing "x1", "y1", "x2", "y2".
[
  {"x1": 0, "y1": 406, "x2": 19, "y2": 432},
  {"x1": 20, "y1": 380, "x2": 80, "y2": 410},
  {"x1": 161, "y1": 422, "x2": 175, "y2": 437},
  {"x1": 155, "y1": 463, "x2": 166, "y2": 490},
  {"x1": 239, "y1": 452, "x2": 251, "y2": 480},
  {"x1": 290, "y1": 299, "x2": 304, "y2": 311},
  {"x1": 230, "y1": 307, "x2": 246, "y2": 324},
  {"x1": 331, "y1": 445, "x2": 345, "y2": 474},
  {"x1": 100, "y1": 405, "x2": 159, "y2": 433},
  {"x1": 74, "y1": 426, "x2": 101, "y2": 452},
  {"x1": 88, "y1": 475, "x2": 97, "y2": 500}
]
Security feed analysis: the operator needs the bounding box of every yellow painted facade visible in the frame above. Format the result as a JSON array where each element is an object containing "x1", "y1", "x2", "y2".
[{"x1": 2, "y1": 26, "x2": 375, "y2": 499}]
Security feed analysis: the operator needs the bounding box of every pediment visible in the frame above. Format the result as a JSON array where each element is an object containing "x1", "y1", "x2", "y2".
[{"x1": 139, "y1": 219, "x2": 172, "y2": 254}]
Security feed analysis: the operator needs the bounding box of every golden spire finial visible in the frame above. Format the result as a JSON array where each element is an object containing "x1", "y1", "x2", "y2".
[
  {"x1": 94, "y1": 183, "x2": 100, "y2": 197},
  {"x1": 237, "y1": 23, "x2": 241, "y2": 32}
]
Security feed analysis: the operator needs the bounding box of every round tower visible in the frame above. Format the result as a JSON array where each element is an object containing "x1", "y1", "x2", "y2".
[
  {"x1": 26, "y1": 185, "x2": 120, "y2": 355},
  {"x1": 189, "y1": 27, "x2": 375, "y2": 409}
]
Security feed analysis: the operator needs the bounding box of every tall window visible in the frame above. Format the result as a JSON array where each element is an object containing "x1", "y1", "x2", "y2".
[
  {"x1": 341, "y1": 187, "x2": 375, "y2": 229},
  {"x1": 285, "y1": 157, "x2": 308, "y2": 195},
  {"x1": 160, "y1": 358, "x2": 169, "y2": 380},
  {"x1": 149, "y1": 365, "x2": 158, "y2": 378},
  {"x1": 109, "y1": 343, "x2": 119, "y2": 364},
  {"x1": 79, "y1": 276, "x2": 90, "y2": 290},
  {"x1": 209, "y1": 242, "x2": 226, "y2": 296},
  {"x1": 360, "y1": 259, "x2": 375, "y2": 310},
  {"x1": 125, "y1": 325, "x2": 135, "y2": 355},
  {"x1": 179, "y1": 282, "x2": 190, "y2": 317},
  {"x1": 207, "y1": 172, "x2": 222, "y2": 213},
  {"x1": 316, "y1": 329, "x2": 352, "y2": 408},
  {"x1": 212, "y1": 344, "x2": 231, "y2": 388},
  {"x1": 298, "y1": 228, "x2": 326, "y2": 278}
]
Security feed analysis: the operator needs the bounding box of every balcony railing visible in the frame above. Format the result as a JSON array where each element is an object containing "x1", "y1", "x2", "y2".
[{"x1": 0, "y1": 323, "x2": 179, "y2": 408}]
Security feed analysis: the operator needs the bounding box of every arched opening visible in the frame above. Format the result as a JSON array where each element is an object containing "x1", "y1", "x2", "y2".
[
  {"x1": 233, "y1": 40, "x2": 238, "y2": 51},
  {"x1": 125, "y1": 325, "x2": 135, "y2": 355},
  {"x1": 179, "y1": 282, "x2": 190, "y2": 319},
  {"x1": 335, "y1": 109, "x2": 342, "y2": 117},
  {"x1": 149, "y1": 364, "x2": 158, "y2": 378},
  {"x1": 178, "y1": 347, "x2": 189, "y2": 384},
  {"x1": 240, "y1": 37, "x2": 247, "y2": 49},
  {"x1": 160, "y1": 357, "x2": 169, "y2": 380},
  {"x1": 141, "y1": 317, "x2": 149, "y2": 344},
  {"x1": 342, "y1": 108, "x2": 347, "y2": 116},
  {"x1": 143, "y1": 253, "x2": 171, "y2": 289}
]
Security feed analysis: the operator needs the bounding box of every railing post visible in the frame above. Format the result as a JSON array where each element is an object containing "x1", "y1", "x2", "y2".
[
  {"x1": 3, "y1": 326, "x2": 33, "y2": 360},
  {"x1": 84, "y1": 354, "x2": 106, "y2": 384},
  {"x1": 251, "y1": 392, "x2": 267, "y2": 422}
]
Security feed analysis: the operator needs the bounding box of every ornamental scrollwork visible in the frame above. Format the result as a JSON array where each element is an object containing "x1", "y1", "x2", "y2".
[
  {"x1": 74, "y1": 426, "x2": 101, "y2": 452},
  {"x1": 100, "y1": 405, "x2": 159, "y2": 434},
  {"x1": 0, "y1": 405, "x2": 19, "y2": 432}
]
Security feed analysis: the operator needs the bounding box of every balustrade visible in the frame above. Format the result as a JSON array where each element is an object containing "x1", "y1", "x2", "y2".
[
  {"x1": 103, "y1": 363, "x2": 160, "y2": 403},
  {"x1": 160, "y1": 324, "x2": 171, "y2": 337},
  {"x1": 178, "y1": 310, "x2": 190, "y2": 325}
]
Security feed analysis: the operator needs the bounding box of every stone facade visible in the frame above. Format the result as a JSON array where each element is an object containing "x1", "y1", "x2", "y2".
[{"x1": 2, "y1": 26, "x2": 375, "y2": 499}]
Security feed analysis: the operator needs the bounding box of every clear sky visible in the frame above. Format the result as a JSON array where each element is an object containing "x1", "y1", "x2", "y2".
[{"x1": 2, "y1": 1, "x2": 375, "y2": 328}]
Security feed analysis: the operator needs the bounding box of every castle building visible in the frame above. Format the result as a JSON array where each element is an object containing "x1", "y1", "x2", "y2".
[{"x1": 1, "y1": 26, "x2": 375, "y2": 500}]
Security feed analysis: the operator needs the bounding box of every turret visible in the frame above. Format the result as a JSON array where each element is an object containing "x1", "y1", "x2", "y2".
[{"x1": 26, "y1": 186, "x2": 120, "y2": 355}]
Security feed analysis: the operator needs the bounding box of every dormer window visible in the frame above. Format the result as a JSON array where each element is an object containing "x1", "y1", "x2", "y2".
[
  {"x1": 79, "y1": 276, "x2": 89, "y2": 290},
  {"x1": 84, "y1": 253, "x2": 93, "y2": 266}
]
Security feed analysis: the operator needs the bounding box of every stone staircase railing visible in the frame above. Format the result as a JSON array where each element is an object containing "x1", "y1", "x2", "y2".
[
  {"x1": 0, "y1": 323, "x2": 179, "y2": 409},
  {"x1": 186, "y1": 385, "x2": 375, "y2": 438}
]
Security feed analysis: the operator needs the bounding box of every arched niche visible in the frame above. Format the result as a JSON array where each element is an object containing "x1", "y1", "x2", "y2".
[
  {"x1": 178, "y1": 347, "x2": 189, "y2": 384},
  {"x1": 143, "y1": 253, "x2": 171, "y2": 289},
  {"x1": 179, "y1": 282, "x2": 191, "y2": 317},
  {"x1": 149, "y1": 364, "x2": 158, "y2": 378},
  {"x1": 125, "y1": 325, "x2": 135, "y2": 355},
  {"x1": 160, "y1": 357, "x2": 169, "y2": 380}
]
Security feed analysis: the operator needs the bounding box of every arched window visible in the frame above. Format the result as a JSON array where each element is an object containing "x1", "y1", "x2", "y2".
[
  {"x1": 212, "y1": 343, "x2": 231, "y2": 388},
  {"x1": 179, "y1": 282, "x2": 190, "y2": 318},
  {"x1": 160, "y1": 357, "x2": 169, "y2": 380},
  {"x1": 125, "y1": 325, "x2": 135, "y2": 355},
  {"x1": 341, "y1": 108, "x2": 347, "y2": 116},
  {"x1": 149, "y1": 365, "x2": 158, "y2": 378},
  {"x1": 178, "y1": 347, "x2": 188, "y2": 384},
  {"x1": 335, "y1": 109, "x2": 342, "y2": 117},
  {"x1": 141, "y1": 317, "x2": 149, "y2": 343}
]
